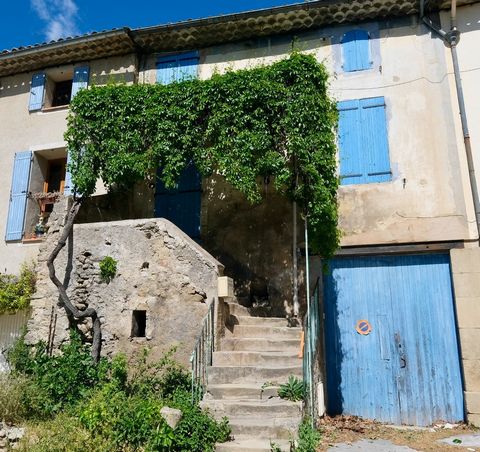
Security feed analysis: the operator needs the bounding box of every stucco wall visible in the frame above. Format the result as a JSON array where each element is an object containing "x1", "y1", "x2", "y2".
[
  {"x1": 26, "y1": 199, "x2": 223, "y2": 366},
  {"x1": 441, "y1": 4, "x2": 480, "y2": 229},
  {"x1": 0, "y1": 54, "x2": 137, "y2": 275},
  {"x1": 142, "y1": 17, "x2": 477, "y2": 250}
]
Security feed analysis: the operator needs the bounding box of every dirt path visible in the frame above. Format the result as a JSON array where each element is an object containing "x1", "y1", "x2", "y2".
[{"x1": 316, "y1": 416, "x2": 479, "y2": 451}]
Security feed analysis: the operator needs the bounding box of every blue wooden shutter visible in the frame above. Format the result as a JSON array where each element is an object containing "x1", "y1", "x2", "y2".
[
  {"x1": 338, "y1": 99, "x2": 364, "y2": 185},
  {"x1": 156, "y1": 51, "x2": 199, "y2": 85},
  {"x1": 342, "y1": 30, "x2": 371, "y2": 72},
  {"x1": 29, "y1": 73, "x2": 45, "y2": 111},
  {"x1": 157, "y1": 56, "x2": 178, "y2": 85},
  {"x1": 177, "y1": 51, "x2": 199, "y2": 81},
  {"x1": 360, "y1": 97, "x2": 391, "y2": 183},
  {"x1": 71, "y1": 66, "x2": 90, "y2": 98},
  {"x1": 338, "y1": 97, "x2": 391, "y2": 185},
  {"x1": 5, "y1": 151, "x2": 32, "y2": 241}
]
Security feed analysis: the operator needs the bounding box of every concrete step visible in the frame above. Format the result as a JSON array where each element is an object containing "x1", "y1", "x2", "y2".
[
  {"x1": 225, "y1": 302, "x2": 251, "y2": 317},
  {"x1": 232, "y1": 325, "x2": 302, "y2": 339},
  {"x1": 229, "y1": 315, "x2": 288, "y2": 327},
  {"x1": 216, "y1": 437, "x2": 291, "y2": 451},
  {"x1": 207, "y1": 365, "x2": 302, "y2": 384},
  {"x1": 225, "y1": 302, "x2": 277, "y2": 318},
  {"x1": 221, "y1": 337, "x2": 301, "y2": 352},
  {"x1": 202, "y1": 398, "x2": 303, "y2": 418},
  {"x1": 227, "y1": 416, "x2": 300, "y2": 440},
  {"x1": 206, "y1": 383, "x2": 280, "y2": 400},
  {"x1": 213, "y1": 351, "x2": 301, "y2": 367}
]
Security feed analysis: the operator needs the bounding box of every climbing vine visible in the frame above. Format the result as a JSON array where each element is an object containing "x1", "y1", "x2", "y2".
[{"x1": 65, "y1": 52, "x2": 339, "y2": 257}]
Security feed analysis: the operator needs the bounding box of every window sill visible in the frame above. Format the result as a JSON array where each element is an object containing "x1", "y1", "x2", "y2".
[
  {"x1": 22, "y1": 236, "x2": 45, "y2": 244},
  {"x1": 41, "y1": 105, "x2": 69, "y2": 113}
]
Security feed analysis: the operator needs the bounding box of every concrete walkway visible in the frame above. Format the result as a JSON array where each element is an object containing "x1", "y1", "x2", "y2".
[
  {"x1": 439, "y1": 433, "x2": 480, "y2": 448},
  {"x1": 328, "y1": 439, "x2": 418, "y2": 451}
]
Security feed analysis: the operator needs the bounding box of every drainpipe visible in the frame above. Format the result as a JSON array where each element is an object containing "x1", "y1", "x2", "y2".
[{"x1": 420, "y1": 0, "x2": 480, "y2": 237}]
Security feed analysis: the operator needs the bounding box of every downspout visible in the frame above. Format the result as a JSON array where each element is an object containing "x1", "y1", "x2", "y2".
[{"x1": 420, "y1": 0, "x2": 480, "y2": 237}]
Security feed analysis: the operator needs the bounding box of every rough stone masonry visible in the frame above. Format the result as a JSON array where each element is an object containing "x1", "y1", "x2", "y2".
[{"x1": 26, "y1": 198, "x2": 224, "y2": 365}]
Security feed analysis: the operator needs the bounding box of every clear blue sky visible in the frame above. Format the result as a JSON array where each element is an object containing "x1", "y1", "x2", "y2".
[{"x1": 1, "y1": 1, "x2": 297, "y2": 52}]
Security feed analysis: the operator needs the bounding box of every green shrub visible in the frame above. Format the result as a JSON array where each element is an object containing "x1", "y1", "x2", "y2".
[
  {"x1": 99, "y1": 256, "x2": 117, "y2": 282},
  {"x1": 7, "y1": 337, "x2": 229, "y2": 451},
  {"x1": 18, "y1": 413, "x2": 113, "y2": 452},
  {"x1": 0, "y1": 373, "x2": 48, "y2": 423},
  {"x1": 170, "y1": 389, "x2": 231, "y2": 452},
  {"x1": 278, "y1": 375, "x2": 305, "y2": 402},
  {"x1": 0, "y1": 264, "x2": 36, "y2": 313},
  {"x1": 293, "y1": 419, "x2": 322, "y2": 452},
  {"x1": 127, "y1": 347, "x2": 190, "y2": 398},
  {"x1": 8, "y1": 331, "x2": 110, "y2": 417},
  {"x1": 78, "y1": 351, "x2": 230, "y2": 451},
  {"x1": 79, "y1": 383, "x2": 166, "y2": 448}
]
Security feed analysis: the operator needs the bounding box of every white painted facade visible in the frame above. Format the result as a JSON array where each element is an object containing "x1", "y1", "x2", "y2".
[{"x1": 0, "y1": 55, "x2": 136, "y2": 273}]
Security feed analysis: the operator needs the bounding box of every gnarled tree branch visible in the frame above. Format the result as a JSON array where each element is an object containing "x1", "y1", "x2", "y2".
[{"x1": 46, "y1": 197, "x2": 102, "y2": 362}]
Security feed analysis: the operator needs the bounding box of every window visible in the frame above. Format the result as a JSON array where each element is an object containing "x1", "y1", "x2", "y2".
[
  {"x1": 51, "y1": 80, "x2": 73, "y2": 107},
  {"x1": 156, "y1": 51, "x2": 199, "y2": 85},
  {"x1": 5, "y1": 148, "x2": 70, "y2": 242},
  {"x1": 28, "y1": 65, "x2": 90, "y2": 111},
  {"x1": 341, "y1": 29, "x2": 371, "y2": 72},
  {"x1": 131, "y1": 310, "x2": 146, "y2": 338},
  {"x1": 337, "y1": 97, "x2": 391, "y2": 185}
]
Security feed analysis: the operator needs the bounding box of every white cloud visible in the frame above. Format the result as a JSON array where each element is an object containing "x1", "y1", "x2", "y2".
[{"x1": 31, "y1": 0, "x2": 80, "y2": 41}]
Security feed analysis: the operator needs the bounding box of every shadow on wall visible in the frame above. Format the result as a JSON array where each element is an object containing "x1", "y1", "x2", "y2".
[
  {"x1": 322, "y1": 268, "x2": 344, "y2": 416},
  {"x1": 75, "y1": 181, "x2": 154, "y2": 224},
  {"x1": 76, "y1": 174, "x2": 299, "y2": 319},
  {"x1": 201, "y1": 175, "x2": 296, "y2": 318}
]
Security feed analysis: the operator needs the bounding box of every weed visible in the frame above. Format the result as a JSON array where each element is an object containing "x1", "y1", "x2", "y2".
[
  {"x1": 278, "y1": 376, "x2": 305, "y2": 402},
  {"x1": 99, "y1": 256, "x2": 117, "y2": 282}
]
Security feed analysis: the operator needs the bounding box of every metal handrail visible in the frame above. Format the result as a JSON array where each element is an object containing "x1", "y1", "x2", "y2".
[
  {"x1": 303, "y1": 277, "x2": 321, "y2": 423},
  {"x1": 190, "y1": 298, "x2": 215, "y2": 403}
]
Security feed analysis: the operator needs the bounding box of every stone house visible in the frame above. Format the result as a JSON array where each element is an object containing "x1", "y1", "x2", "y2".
[{"x1": 0, "y1": 0, "x2": 479, "y2": 428}]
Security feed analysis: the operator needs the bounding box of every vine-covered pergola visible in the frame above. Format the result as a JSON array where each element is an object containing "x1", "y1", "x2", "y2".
[{"x1": 50, "y1": 52, "x2": 339, "y2": 361}]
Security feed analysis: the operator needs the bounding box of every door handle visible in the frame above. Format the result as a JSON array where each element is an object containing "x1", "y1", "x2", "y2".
[{"x1": 400, "y1": 357, "x2": 407, "y2": 369}]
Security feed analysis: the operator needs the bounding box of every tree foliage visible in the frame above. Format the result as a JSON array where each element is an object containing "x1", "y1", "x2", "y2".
[
  {"x1": 65, "y1": 53, "x2": 339, "y2": 257},
  {"x1": 0, "y1": 264, "x2": 36, "y2": 314}
]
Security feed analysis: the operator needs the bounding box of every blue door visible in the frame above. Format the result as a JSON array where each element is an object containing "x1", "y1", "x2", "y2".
[
  {"x1": 323, "y1": 254, "x2": 464, "y2": 426},
  {"x1": 154, "y1": 164, "x2": 201, "y2": 239}
]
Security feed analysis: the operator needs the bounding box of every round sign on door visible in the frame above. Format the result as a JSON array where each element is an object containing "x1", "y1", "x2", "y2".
[{"x1": 356, "y1": 319, "x2": 372, "y2": 335}]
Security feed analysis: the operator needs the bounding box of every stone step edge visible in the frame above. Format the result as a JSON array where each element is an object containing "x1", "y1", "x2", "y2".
[
  {"x1": 230, "y1": 314, "x2": 288, "y2": 321},
  {"x1": 213, "y1": 350, "x2": 300, "y2": 357},
  {"x1": 209, "y1": 364, "x2": 303, "y2": 370},
  {"x1": 227, "y1": 416, "x2": 302, "y2": 426},
  {"x1": 203, "y1": 399, "x2": 303, "y2": 407},
  {"x1": 216, "y1": 437, "x2": 292, "y2": 451}
]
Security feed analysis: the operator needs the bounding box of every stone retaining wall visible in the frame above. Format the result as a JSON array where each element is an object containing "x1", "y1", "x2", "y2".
[{"x1": 26, "y1": 198, "x2": 224, "y2": 366}]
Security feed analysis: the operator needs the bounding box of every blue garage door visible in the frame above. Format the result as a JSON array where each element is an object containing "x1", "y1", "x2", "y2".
[
  {"x1": 324, "y1": 254, "x2": 464, "y2": 426},
  {"x1": 154, "y1": 164, "x2": 201, "y2": 239}
]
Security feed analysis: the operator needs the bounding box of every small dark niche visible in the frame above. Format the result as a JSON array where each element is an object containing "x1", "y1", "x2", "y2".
[{"x1": 131, "y1": 310, "x2": 146, "y2": 338}]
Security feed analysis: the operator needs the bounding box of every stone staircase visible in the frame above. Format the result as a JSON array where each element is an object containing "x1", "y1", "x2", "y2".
[{"x1": 202, "y1": 301, "x2": 304, "y2": 451}]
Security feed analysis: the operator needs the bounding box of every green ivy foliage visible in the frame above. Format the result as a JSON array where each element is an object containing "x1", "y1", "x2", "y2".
[
  {"x1": 0, "y1": 264, "x2": 36, "y2": 314},
  {"x1": 65, "y1": 53, "x2": 339, "y2": 257}
]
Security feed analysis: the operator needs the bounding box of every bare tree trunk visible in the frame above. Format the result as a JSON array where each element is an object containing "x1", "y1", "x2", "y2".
[{"x1": 46, "y1": 197, "x2": 102, "y2": 362}]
